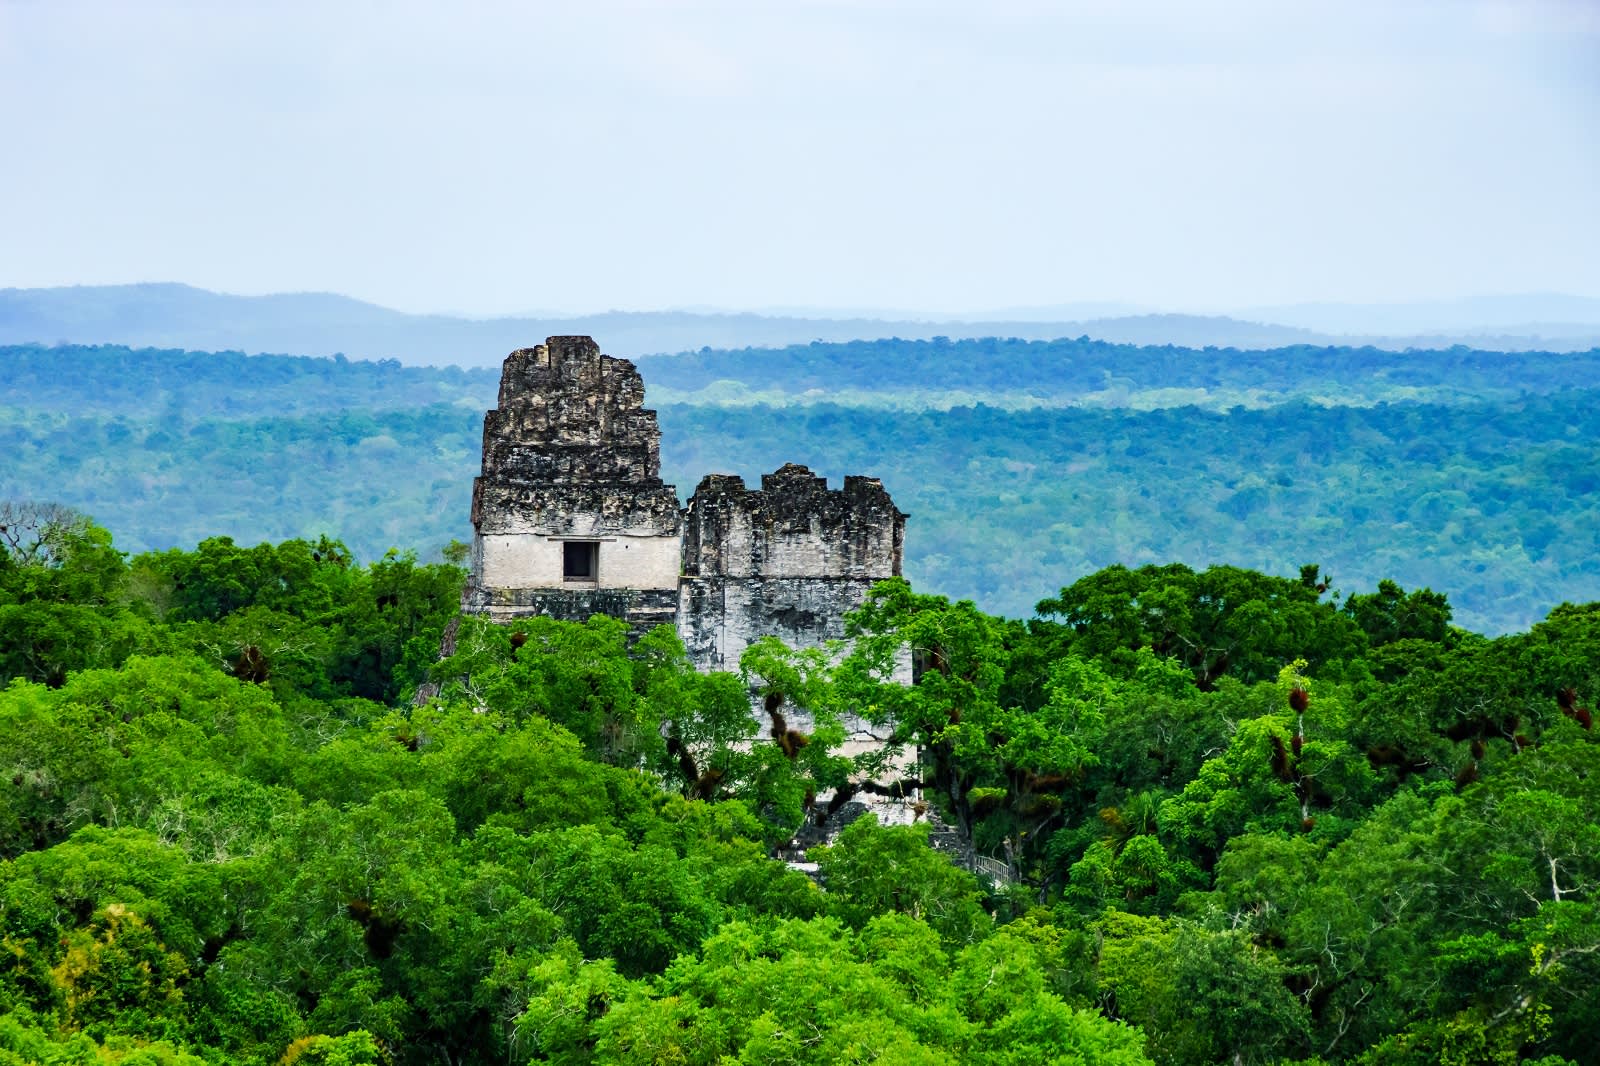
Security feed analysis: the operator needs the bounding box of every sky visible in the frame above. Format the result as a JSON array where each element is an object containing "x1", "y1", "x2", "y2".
[{"x1": 1, "y1": 0, "x2": 1596, "y2": 316}]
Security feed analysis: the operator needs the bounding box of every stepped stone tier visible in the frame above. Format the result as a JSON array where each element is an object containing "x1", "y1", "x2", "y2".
[{"x1": 462, "y1": 336, "x2": 909, "y2": 672}]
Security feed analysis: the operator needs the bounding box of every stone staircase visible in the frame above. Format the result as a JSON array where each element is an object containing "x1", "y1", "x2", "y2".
[{"x1": 781, "y1": 790, "x2": 1016, "y2": 889}]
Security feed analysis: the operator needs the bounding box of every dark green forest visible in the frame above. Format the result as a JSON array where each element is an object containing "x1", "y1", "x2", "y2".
[
  {"x1": 3, "y1": 342, "x2": 1598, "y2": 632},
  {"x1": 1, "y1": 502, "x2": 1597, "y2": 1065},
  {"x1": 637, "y1": 335, "x2": 1600, "y2": 404},
  {"x1": 4, "y1": 337, "x2": 1597, "y2": 1061}
]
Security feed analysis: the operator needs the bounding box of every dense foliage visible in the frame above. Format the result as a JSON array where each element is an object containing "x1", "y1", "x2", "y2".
[
  {"x1": 5, "y1": 343, "x2": 1600, "y2": 632},
  {"x1": 639, "y1": 335, "x2": 1600, "y2": 407},
  {"x1": 0, "y1": 344, "x2": 496, "y2": 418},
  {"x1": 2, "y1": 508, "x2": 1596, "y2": 1064},
  {"x1": 659, "y1": 397, "x2": 1600, "y2": 633}
]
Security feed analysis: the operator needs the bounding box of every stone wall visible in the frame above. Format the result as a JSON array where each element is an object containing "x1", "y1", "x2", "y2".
[
  {"x1": 462, "y1": 337, "x2": 683, "y2": 629},
  {"x1": 678, "y1": 463, "x2": 906, "y2": 671},
  {"x1": 475, "y1": 532, "x2": 681, "y2": 591},
  {"x1": 462, "y1": 338, "x2": 908, "y2": 670},
  {"x1": 459, "y1": 336, "x2": 926, "y2": 862}
]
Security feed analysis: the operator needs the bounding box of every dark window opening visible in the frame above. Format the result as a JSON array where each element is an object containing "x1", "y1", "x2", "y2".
[
  {"x1": 563, "y1": 541, "x2": 598, "y2": 581},
  {"x1": 912, "y1": 649, "x2": 930, "y2": 685}
]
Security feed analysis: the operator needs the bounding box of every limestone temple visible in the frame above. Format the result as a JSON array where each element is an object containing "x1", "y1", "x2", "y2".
[{"x1": 461, "y1": 335, "x2": 908, "y2": 672}]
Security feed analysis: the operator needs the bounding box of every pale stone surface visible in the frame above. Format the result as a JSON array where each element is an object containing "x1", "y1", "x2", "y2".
[
  {"x1": 461, "y1": 336, "x2": 908, "y2": 667},
  {"x1": 678, "y1": 464, "x2": 906, "y2": 671},
  {"x1": 461, "y1": 336, "x2": 931, "y2": 866},
  {"x1": 682, "y1": 466, "x2": 904, "y2": 579},
  {"x1": 477, "y1": 533, "x2": 680, "y2": 591},
  {"x1": 462, "y1": 337, "x2": 684, "y2": 629}
]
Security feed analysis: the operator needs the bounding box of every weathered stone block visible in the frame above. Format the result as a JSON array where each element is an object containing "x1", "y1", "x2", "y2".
[{"x1": 462, "y1": 337, "x2": 907, "y2": 666}]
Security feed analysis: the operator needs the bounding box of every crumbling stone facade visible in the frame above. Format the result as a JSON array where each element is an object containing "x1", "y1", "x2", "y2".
[
  {"x1": 462, "y1": 337, "x2": 683, "y2": 632},
  {"x1": 679, "y1": 465, "x2": 905, "y2": 670},
  {"x1": 462, "y1": 336, "x2": 907, "y2": 672}
]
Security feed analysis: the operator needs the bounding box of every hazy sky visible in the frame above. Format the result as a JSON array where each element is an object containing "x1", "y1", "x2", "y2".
[{"x1": 2, "y1": 0, "x2": 1596, "y2": 315}]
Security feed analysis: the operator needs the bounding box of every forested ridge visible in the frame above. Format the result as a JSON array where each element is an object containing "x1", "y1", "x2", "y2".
[
  {"x1": 15, "y1": 285, "x2": 1596, "y2": 365},
  {"x1": 4, "y1": 342, "x2": 1599, "y2": 632},
  {"x1": 1, "y1": 504, "x2": 1597, "y2": 1065},
  {"x1": 638, "y1": 335, "x2": 1600, "y2": 405}
]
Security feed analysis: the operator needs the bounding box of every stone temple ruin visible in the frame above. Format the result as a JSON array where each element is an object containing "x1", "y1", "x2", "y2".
[
  {"x1": 462, "y1": 335, "x2": 908, "y2": 672},
  {"x1": 460, "y1": 337, "x2": 1006, "y2": 877}
]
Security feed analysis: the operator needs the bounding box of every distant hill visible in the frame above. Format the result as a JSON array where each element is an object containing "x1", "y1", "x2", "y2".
[
  {"x1": 5, "y1": 283, "x2": 1598, "y2": 366},
  {"x1": 1240, "y1": 292, "x2": 1600, "y2": 335}
]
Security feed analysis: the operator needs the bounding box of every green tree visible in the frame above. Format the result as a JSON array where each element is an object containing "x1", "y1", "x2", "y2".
[
  {"x1": 0, "y1": 504, "x2": 156, "y2": 687},
  {"x1": 1095, "y1": 911, "x2": 1311, "y2": 1065},
  {"x1": 812, "y1": 815, "x2": 990, "y2": 948},
  {"x1": 430, "y1": 615, "x2": 662, "y2": 766},
  {"x1": 1035, "y1": 563, "x2": 1366, "y2": 689},
  {"x1": 1342, "y1": 579, "x2": 1453, "y2": 647}
]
